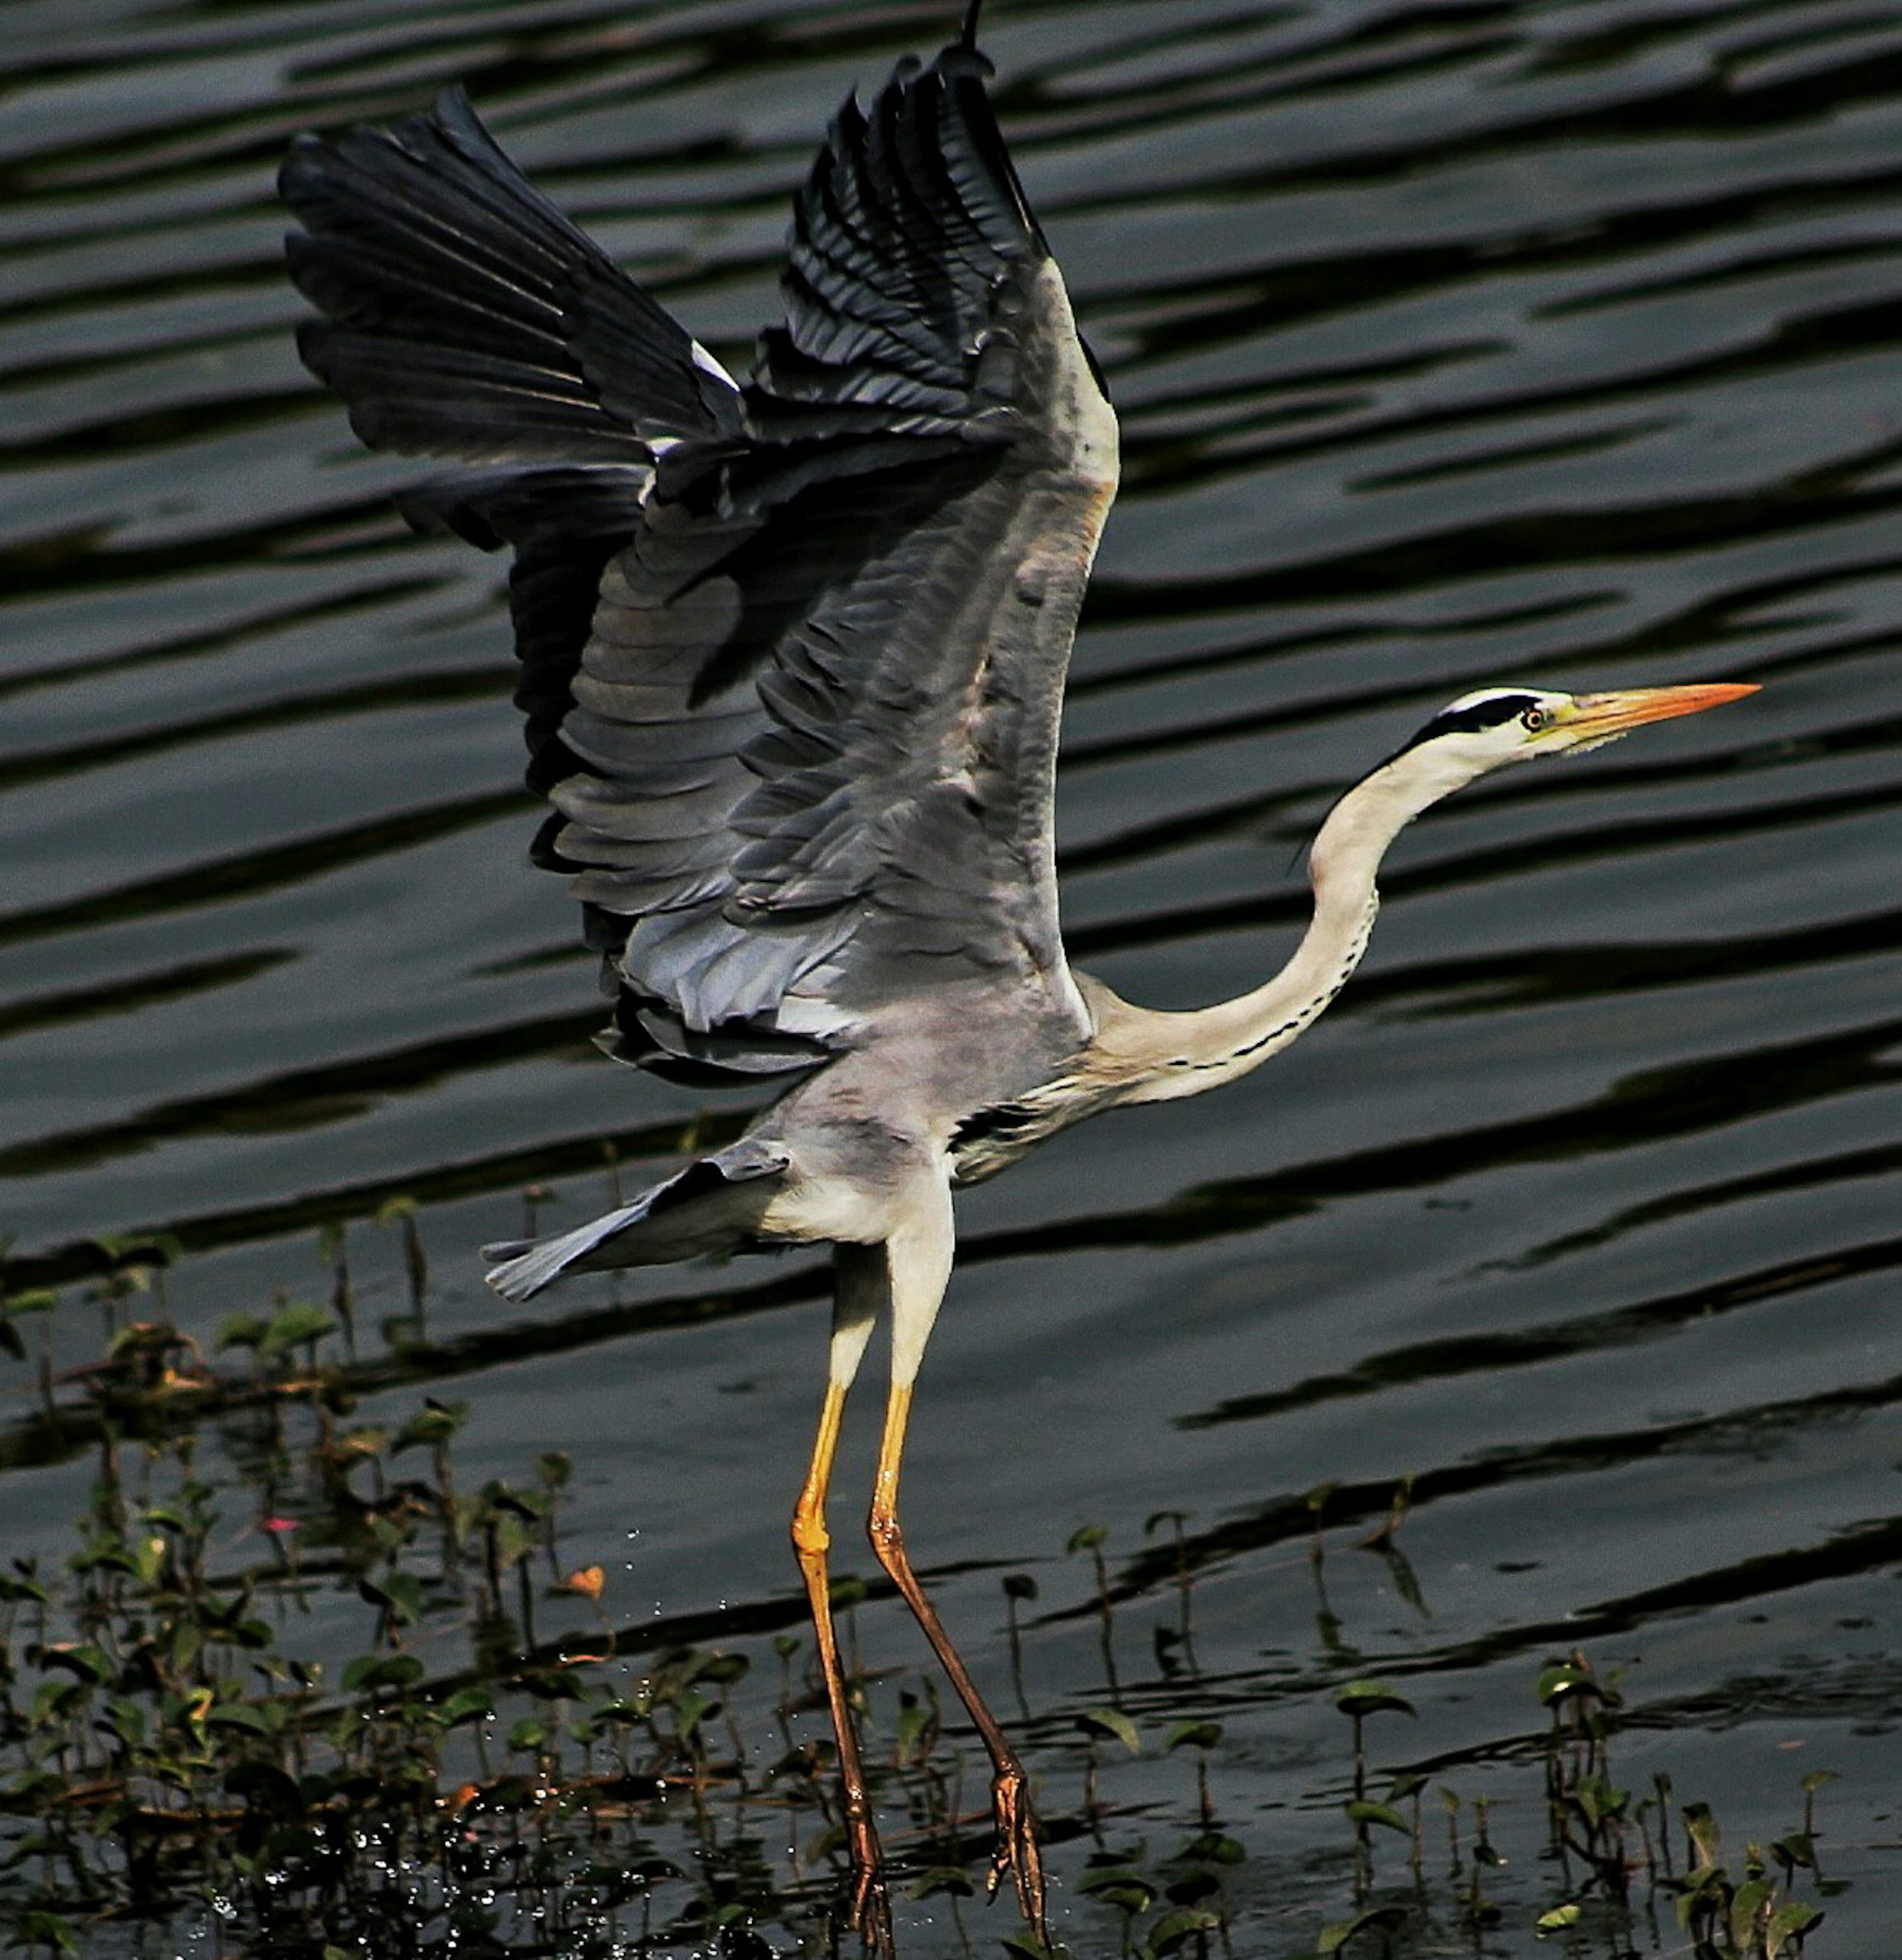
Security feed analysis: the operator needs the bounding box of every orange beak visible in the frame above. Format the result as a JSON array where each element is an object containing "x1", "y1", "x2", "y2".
[{"x1": 1559, "y1": 683, "x2": 1760, "y2": 742}]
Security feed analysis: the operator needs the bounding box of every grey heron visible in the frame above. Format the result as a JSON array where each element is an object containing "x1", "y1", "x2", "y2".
[{"x1": 280, "y1": 5, "x2": 1756, "y2": 1946}]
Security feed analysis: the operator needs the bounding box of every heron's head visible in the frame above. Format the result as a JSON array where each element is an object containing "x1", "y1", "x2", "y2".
[
  {"x1": 1390, "y1": 681, "x2": 1758, "y2": 792},
  {"x1": 1312, "y1": 679, "x2": 1759, "y2": 882}
]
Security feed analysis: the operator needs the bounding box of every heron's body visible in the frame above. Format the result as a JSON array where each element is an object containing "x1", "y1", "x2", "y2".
[{"x1": 281, "y1": 11, "x2": 1754, "y2": 1948}]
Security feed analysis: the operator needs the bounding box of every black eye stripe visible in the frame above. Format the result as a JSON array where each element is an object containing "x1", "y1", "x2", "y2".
[
  {"x1": 1391, "y1": 693, "x2": 1544, "y2": 758},
  {"x1": 1433, "y1": 693, "x2": 1542, "y2": 734}
]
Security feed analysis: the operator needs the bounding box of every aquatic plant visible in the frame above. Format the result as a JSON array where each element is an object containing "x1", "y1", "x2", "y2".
[{"x1": 0, "y1": 1226, "x2": 1848, "y2": 1958}]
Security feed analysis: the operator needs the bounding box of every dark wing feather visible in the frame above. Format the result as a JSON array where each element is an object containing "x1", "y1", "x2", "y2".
[
  {"x1": 282, "y1": 87, "x2": 744, "y2": 795},
  {"x1": 283, "y1": 43, "x2": 1117, "y2": 1089},
  {"x1": 282, "y1": 86, "x2": 743, "y2": 461}
]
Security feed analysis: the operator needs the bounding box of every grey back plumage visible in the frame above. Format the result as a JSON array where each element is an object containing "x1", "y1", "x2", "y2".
[{"x1": 283, "y1": 37, "x2": 1115, "y2": 1098}]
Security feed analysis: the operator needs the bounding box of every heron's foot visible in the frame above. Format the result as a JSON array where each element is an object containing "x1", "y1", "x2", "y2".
[
  {"x1": 845, "y1": 1811, "x2": 895, "y2": 1957},
  {"x1": 985, "y1": 1759, "x2": 1047, "y2": 1942}
]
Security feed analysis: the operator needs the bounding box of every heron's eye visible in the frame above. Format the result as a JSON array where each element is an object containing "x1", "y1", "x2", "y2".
[{"x1": 1521, "y1": 707, "x2": 1551, "y2": 732}]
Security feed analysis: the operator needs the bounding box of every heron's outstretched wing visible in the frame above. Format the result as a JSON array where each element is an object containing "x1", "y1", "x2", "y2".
[
  {"x1": 283, "y1": 41, "x2": 1116, "y2": 1087},
  {"x1": 282, "y1": 86, "x2": 745, "y2": 461}
]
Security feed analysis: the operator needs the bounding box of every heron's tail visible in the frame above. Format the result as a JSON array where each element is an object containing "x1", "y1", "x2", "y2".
[{"x1": 482, "y1": 1138, "x2": 789, "y2": 1302}]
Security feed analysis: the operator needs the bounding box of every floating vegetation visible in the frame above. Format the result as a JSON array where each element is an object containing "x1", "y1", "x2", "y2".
[
  {"x1": 1299, "y1": 1656, "x2": 1831, "y2": 1959},
  {"x1": 0, "y1": 1231, "x2": 1240, "y2": 1957},
  {"x1": 0, "y1": 1228, "x2": 1848, "y2": 1955}
]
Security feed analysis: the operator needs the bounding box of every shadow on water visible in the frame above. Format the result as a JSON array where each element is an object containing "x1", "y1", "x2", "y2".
[{"x1": 4, "y1": 0, "x2": 1902, "y2": 1952}]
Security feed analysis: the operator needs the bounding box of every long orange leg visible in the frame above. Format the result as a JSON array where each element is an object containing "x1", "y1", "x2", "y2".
[
  {"x1": 792, "y1": 1246, "x2": 887, "y2": 1953},
  {"x1": 868, "y1": 1380, "x2": 1049, "y2": 1945}
]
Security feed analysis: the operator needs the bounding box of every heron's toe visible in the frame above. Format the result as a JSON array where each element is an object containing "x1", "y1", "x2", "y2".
[{"x1": 987, "y1": 1762, "x2": 1048, "y2": 1940}]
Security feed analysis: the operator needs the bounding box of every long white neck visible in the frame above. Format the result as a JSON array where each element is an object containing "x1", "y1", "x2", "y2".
[{"x1": 1108, "y1": 745, "x2": 1477, "y2": 1105}]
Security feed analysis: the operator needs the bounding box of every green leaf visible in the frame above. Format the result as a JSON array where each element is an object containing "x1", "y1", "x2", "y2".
[
  {"x1": 104, "y1": 1320, "x2": 178, "y2": 1365},
  {"x1": 1167, "y1": 1720, "x2": 1222, "y2": 1753},
  {"x1": 1799, "y1": 1769, "x2": 1839, "y2": 1795},
  {"x1": 359, "y1": 1571, "x2": 425, "y2": 1625},
  {"x1": 1771, "y1": 1831, "x2": 1815, "y2": 1870},
  {"x1": 1536, "y1": 1662, "x2": 1594, "y2": 1705},
  {"x1": 1164, "y1": 1869, "x2": 1218, "y2": 1907},
  {"x1": 1344, "y1": 1799, "x2": 1410, "y2": 1835},
  {"x1": 1768, "y1": 1900, "x2": 1823, "y2": 1949},
  {"x1": 170, "y1": 1622, "x2": 202, "y2": 1676},
  {"x1": 394, "y1": 1399, "x2": 467, "y2": 1452},
  {"x1": 1067, "y1": 1523, "x2": 1106, "y2": 1554},
  {"x1": 1535, "y1": 1902, "x2": 1582, "y2": 1932},
  {"x1": 1075, "y1": 1707, "x2": 1140, "y2": 1753},
  {"x1": 1670, "y1": 1860, "x2": 1732, "y2": 1935},
  {"x1": 1730, "y1": 1877, "x2": 1773, "y2": 1951},
  {"x1": 1316, "y1": 1905, "x2": 1410, "y2": 1952},
  {"x1": 1682, "y1": 1801, "x2": 1722, "y2": 1871},
  {"x1": 894, "y1": 1698, "x2": 933, "y2": 1758},
  {"x1": 70, "y1": 1536, "x2": 142, "y2": 1580},
  {"x1": 436, "y1": 1687, "x2": 494, "y2": 1729},
  {"x1": 342, "y1": 1652, "x2": 423, "y2": 1695},
  {"x1": 206, "y1": 1701, "x2": 278, "y2": 1735},
  {"x1": 1172, "y1": 1831, "x2": 1246, "y2": 1867},
  {"x1": 1573, "y1": 1774, "x2": 1629, "y2": 1827},
  {"x1": 1334, "y1": 1678, "x2": 1417, "y2": 1720},
  {"x1": 16, "y1": 1913, "x2": 80, "y2": 1955},
  {"x1": 591, "y1": 1695, "x2": 651, "y2": 1731},
  {"x1": 1077, "y1": 1867, "x2": 1156, "y2": 1914},
  {"x1": 1145, "y1": 1907, "x2": 1221, "y2": 1957},
  {"x1": 262, "y1": 1300, "x2": 335, "y2": 1354},
  {"x1": 493, "y1": 1514, "x2": 538, "y2": 1570},
  {"x1": 100, "y1": 1696, "x2": 147, "y2": 1748},
  {"x1": 214, "y1": 1313, "x2": 268, "y2": 1353},
  {"x1": 37, "y1": 1642, "x2": 114, "y2": 1684}
]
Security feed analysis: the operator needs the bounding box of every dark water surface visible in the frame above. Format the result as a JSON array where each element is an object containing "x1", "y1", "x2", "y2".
[{"x1": 5, "y1": 0, "x2": 1902, "y2": 1952}]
